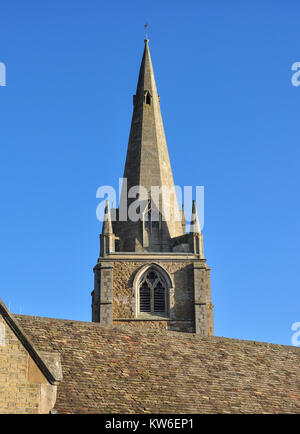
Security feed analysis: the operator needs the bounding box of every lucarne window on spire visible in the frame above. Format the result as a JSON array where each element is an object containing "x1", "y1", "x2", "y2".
[
  {"x1": 144, "y1": 200, "x2": 159, "y2": 232},
  {"x1": 144, "y1": 90, "x2": 152, "y2": 105}
]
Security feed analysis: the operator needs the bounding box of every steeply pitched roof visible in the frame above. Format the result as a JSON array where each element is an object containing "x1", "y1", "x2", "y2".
[{"x1": 13, "y1": 314, "x2": 300, "y2": 414}]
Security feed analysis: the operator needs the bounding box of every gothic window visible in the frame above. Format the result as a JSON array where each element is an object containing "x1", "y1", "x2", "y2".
[
  {"x1": 139, "y1": 269, "x2": 167, "y2": 315},
  {"x1": 144, "y1": 204, "x2": 152, "y2": 229},
  {"x1": 144, "y1": 200, "x2": 159, "y2": 232},
  {"x1": 144, "y1": 90, "x2": 152, "y2": 105}
]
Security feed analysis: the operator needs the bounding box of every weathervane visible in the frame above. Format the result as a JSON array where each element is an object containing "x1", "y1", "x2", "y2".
[{"x1": 145, "y1": 23, "x2": 149, "y2": 40}]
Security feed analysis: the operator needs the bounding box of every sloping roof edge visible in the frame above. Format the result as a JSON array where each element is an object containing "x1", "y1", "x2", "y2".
[{"x1": 0, "y1": 299, "x2": 60, "y2": 385}]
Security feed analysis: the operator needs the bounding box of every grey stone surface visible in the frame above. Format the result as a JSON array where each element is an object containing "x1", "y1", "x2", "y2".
[{"x1": 92, "y1": 40, "x2": 214, "y2": 335}]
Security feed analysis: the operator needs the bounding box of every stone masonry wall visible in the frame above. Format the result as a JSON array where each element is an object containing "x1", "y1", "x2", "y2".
[
  {"x1": 0, "y1": 317, "x2": 56, "y2": 414},
  {"x1": 112, "y1": 261, "x2": 195, "y2": 332}
]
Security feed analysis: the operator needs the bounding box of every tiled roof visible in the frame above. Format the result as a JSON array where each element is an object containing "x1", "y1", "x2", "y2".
[{"x1": 14, "y1": 314, "x2": 300, "y2": 414}]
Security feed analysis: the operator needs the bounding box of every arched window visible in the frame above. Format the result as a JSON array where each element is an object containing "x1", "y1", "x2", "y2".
[
  {"x1": 139, "y1": 268, "x2": 167, "y2": 315},
  {"x1": 144, "y1": 90, "x2": 152, "y2": 105},
  {"x1": 144, "y1": 200, "x2": 159, "y2": 232}
]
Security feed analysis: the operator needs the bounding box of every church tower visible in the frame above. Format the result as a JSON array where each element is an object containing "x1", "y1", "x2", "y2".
[{"x1": 91, "y1": 39, "x2": 214, "y2": 335}]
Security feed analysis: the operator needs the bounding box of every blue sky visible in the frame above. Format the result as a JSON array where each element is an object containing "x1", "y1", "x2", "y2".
[{"x1": 0, "y1": 0, "x2": 299, "y2": 345}]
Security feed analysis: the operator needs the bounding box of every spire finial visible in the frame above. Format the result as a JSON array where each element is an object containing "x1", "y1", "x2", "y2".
[{"x1": 144, "y1": 23, "x2": 149, "y2": 41}]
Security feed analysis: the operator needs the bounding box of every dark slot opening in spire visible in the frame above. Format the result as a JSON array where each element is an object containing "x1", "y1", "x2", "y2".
[{"x1": 144, "y1": 90, "x2": 151, "y2": 105}]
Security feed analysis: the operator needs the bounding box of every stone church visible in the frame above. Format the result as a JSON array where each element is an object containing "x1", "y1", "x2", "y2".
[
  {"x1": 91, "y1": 38, "x2": 213, "y2": 336},
  {"x1": 0, "y1": 39, "x2": 299, "y2": 414}
]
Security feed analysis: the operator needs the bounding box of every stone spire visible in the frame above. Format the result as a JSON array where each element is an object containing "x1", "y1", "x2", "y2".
[
  {"x1": 92, "y1": 38, "x2": 214, "y2": 337},
  {"x1": 118, "y1": 39, "x2": 184, "y2": 251},
  {"x1": 100, "y1": 200, "x2": 115, "y2": 256},
  {"x1": 181, "y1": 204, "x2": 186, "y2": 234},
  {"x1": 189, "y1": 200, "x2": 204, "y2": 258},
  {"x1": 102, "y1": 200, "x2": 113, "y2": 235},
  {"x1": 190, "y1": 200, "x2": 201, "y2": 234}
]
